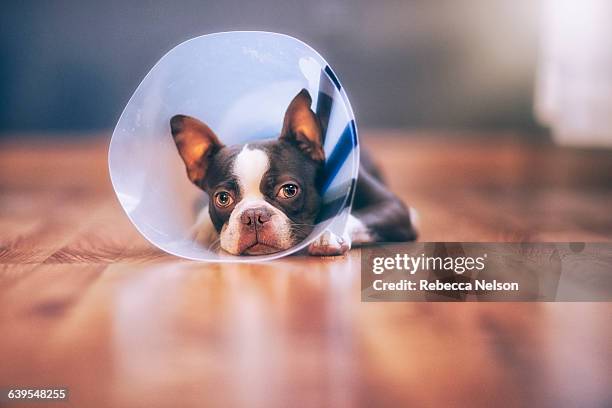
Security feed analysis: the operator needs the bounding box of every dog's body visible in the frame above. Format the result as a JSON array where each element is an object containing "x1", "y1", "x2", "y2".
[{"x1": 171, "y1": 89, "x2": 417, "y2": 256}]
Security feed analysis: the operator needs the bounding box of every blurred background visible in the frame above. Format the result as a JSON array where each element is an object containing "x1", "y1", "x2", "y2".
[
  {"x1": 0, "y1": 0, "x2": 540, "y2": 135},
  {"x1": 1, "y1": 0, "x2": 611, "y2": 146}
]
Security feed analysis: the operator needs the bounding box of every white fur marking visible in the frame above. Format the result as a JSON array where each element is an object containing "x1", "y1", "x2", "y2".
[
  {"x1": 233, "y1": 145, "x2": 269, "y2": 199},
  {"x1": 346, "y1": 214, "x2": 372, "y2": 244},
  {"x1": 409, "y1": 207, "x2": 420, "y2": 234},
  {"x1": 308, "y1": 230, "x2": 349, "y2": 256}
]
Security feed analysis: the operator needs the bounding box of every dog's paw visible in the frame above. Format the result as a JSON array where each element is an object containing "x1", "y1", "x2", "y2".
[{"x1": 308, "y1": 230, "x2": 350, "y2": 256}]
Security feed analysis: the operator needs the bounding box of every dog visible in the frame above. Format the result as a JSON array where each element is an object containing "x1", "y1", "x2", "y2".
[{"x1": 170, "y1": 89, "x2": 417, "y2": 256}]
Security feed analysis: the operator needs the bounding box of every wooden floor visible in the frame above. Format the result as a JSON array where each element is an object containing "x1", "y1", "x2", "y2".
[{"x1": 1, "y1": 132, "x2": 611, "y2": 407}]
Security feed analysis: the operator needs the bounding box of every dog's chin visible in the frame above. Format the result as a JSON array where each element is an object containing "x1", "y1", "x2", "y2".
[
  {"x1": 218, "y1": 220, "x2": 312, "y2": 256},
  {"x1": 241, "y1": 242, "x2": 283, "y2": 255},
  {"x1": 224, "y1": 237, "x2": 297, "y2": 256}
]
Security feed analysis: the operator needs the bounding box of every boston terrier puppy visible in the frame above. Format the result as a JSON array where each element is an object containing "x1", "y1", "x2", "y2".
[{"x1": 170, "y1": 89, "x2": 417, "y2": 256}]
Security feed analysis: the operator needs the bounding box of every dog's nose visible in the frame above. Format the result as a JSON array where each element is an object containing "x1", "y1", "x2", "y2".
[{"x1": 240, "y1": 207, "x2": 272, "y2": 227}]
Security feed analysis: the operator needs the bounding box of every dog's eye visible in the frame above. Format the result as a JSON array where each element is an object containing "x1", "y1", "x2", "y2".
[
  {"x1": 214, "y1": 191, "x2": 234, "y2": 208},
  {"x1": 278, "y1": 183, "x2": 299, "y2": 199}
]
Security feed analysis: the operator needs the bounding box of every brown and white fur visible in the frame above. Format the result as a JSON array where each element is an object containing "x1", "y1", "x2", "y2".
[{"x1": 171, "y1": 89, "x2": 417, "y2": 256}]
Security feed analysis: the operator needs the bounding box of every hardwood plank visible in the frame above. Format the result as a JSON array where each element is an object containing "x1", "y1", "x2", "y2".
[
  {"x1": 43, "y1": 198, "x2": 169, "y2": 264},
  {"x1": 0, "y1": 192, "x2": 109, "y2": 263}
]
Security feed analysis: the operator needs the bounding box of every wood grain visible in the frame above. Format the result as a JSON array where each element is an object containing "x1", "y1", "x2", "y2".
[{"x1": 0, "y1": 132, "x2": 611, "y2": 407}]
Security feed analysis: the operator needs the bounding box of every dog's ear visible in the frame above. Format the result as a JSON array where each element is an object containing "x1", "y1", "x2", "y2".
[
  {"x1": 170, "y1": 114, "x2": 224, "y2": 185},
  {"x1": 280, "y1": 89, "x2": 324, "y2": 163}
]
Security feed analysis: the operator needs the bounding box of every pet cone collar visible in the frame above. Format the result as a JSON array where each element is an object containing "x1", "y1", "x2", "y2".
[{"x1": 109, "y1": 31, "x2": 359, "y2": 261}]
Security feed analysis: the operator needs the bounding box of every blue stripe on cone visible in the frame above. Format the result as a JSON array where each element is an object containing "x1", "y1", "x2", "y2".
[{"x1": 320, "y1": 120, "x2": 357, "y2": 193}]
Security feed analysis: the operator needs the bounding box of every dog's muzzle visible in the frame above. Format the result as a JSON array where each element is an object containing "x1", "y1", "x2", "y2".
[{"x1": 237, "y1": 206, "x2": 284, "y2": 255}]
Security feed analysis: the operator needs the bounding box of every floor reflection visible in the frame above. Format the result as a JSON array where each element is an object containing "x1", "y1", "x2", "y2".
[
  {"x1": 109, "y1": 255, "x2": 358, "y2": 407},
  {"x1": 1, "y1": 254, "x2": 611, "y2": 407}
]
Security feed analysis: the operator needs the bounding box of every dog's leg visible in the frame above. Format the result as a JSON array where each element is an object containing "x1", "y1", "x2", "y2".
[
  {"x1": 349, "y1": 166, "x2": 418, "y2": 243},
  {"x1": 307, "y1": 229, "x2": 350, "y2": 256},
  {"x1": 306, "y1": 213, "x2": 378, "y2": 255},
  {"x1": 308, "y1": 166, "x2": 417, "y2": 256}
]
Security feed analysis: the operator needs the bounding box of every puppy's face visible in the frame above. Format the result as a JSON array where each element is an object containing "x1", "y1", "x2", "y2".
[{"x1": 171, "y1": 89, "x2": 325, "y2": 255}]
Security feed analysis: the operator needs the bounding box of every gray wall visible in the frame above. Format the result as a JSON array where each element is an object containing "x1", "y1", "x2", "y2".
[{"x1": 0, "y1": 0, "x2": 540, "y2": 134}]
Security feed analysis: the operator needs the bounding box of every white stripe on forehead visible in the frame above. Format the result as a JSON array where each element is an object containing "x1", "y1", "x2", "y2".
[{"x1": 233, "y1": 144, "x2": 269, "y2": 199}]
